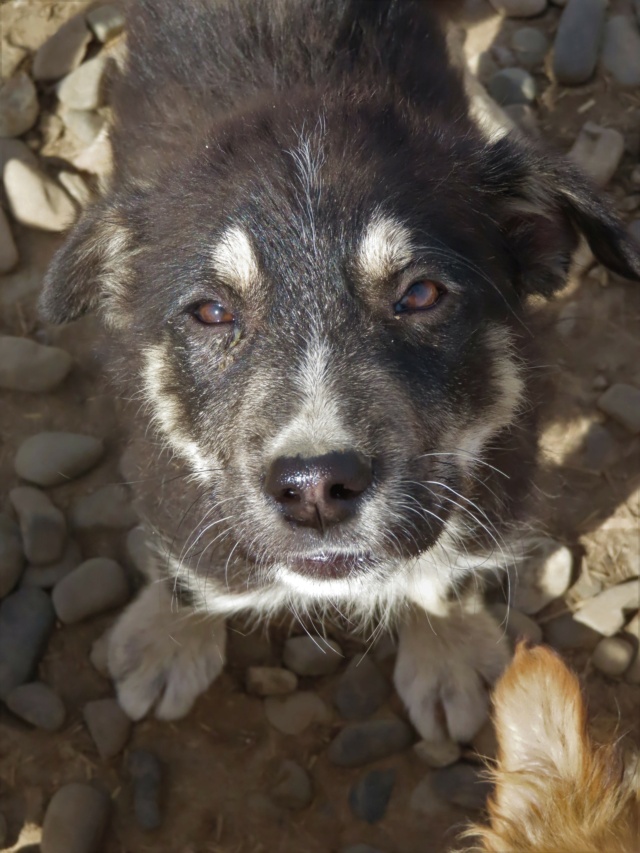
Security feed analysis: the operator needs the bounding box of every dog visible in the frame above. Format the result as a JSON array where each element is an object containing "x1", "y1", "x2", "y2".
[
  {"x1": 40, "y1": 0, "x2": 640, "y2": 740},
  {"x1": 467, "y1": 643, "x2": 640, "y2": 852}
]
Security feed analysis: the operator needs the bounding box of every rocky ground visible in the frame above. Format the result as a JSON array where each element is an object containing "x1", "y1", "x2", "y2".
[{"x1": 0, "y1": 0, "x2": 639, "y2": 851}]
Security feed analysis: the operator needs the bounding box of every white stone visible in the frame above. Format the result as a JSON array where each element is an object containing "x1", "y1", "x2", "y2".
[
  {"x1": 512, "y1": 540, "x2": 573, "y2": 615},
  {"x1": 57, "y1": 56, "x2": 108, "y2": 111},
  {"x1": 32, "y1": 15, "x2": 92, "y2": 82},
  {"x1": 4, "y1": 160, "x2": 76, "y2": 232},
  {"x1": 570, "y1": 123, "x2": 625, "y2": 188},
  {"x1": 592, "y1": 637, "x2": 634, "y2": 677},
  {"x1": 574, "y1": 580, "x2": 640, "y2": 636},
  {"x1": 413, "y1": 738, "x2": 461, "y2": 768}
]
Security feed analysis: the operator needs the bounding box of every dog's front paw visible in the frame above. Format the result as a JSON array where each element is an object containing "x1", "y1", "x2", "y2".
[
  {"x1": 108, "y1": 585, "x2": 226, "y2": 720},
  {"x1": 394, "y1": 606, "x2": 509, "y2": 743}
]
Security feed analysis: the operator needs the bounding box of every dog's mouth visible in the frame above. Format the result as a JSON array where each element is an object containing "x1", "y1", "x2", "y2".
[{"x1": 286, "y1": 551, "x2": 377, "y2": 580}]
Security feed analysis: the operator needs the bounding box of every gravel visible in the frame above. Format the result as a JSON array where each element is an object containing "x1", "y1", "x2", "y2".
[
  {"x1": 569, "y1": 123, "x2": 625, "y2": 188},
  {"x1": 413, "y1": 738, "x2": 462, "y2": 769},
  {"x1": 487, "y1": 67, "x2": 536, "y2": 106},
  {"x1": 83, "y1": 698, "x2": 132, "y2": 759},
  {"x1": 574, "y1": 580, "x2": 640, "y2": 636},
  {"x1": 71, "y1": 484, "x2": 137, "y2": 530},
  {"x1": 22, "y1": 539, "x2": 82, "y2": 589},
  {"x1": 41, "y1": 783, "x2": 110, "y2": 853},
  {"x1": 349, "y1": 769, "x2": 395, "y2": 824},
  {"x1": 334, "y1": 654, "x2": 390, "y2": 720},
  {"x1": 0, "y1": 336, "x2": 72, "y2": 393},
  {"x1": 6, "y1": 681, "x2": 66, "y2": 731},
  {"x1": 32, "y1": 15, "x2": 92, "y2": 82},
  {"x1": 488, "y1": 603, "x2": 543, "y2": 645},
  {"x1": 511, "y1": 27, "x2": 548, "y2": 68},
  {"x1": 0, "y1": 208, "x2": 18, "y2": 273},
  {"x1": 15, "y1": 432, "x2": 105, "y2": 487},
  {"x1": 52, "y1": 558, "x2": 130, "y2": 624},
  {"x1": 512, "y1": 540, "x2": 573, "y2": 615},
  {"x1": 57, "y1": 56, "x2": 109, "y2": 111},
  {"x1": 432, "y1": 763, "x2": 493, "y2": 810},
  {"x1": 62, "y1": 108, "x2": 106, "y2": 146},
  {"x1": 0, "y1": 72, "x2": 39, "y2": 137},
  {"x1": 0, "y1": 137, "x2": 38, "y2": 178},
  {"x1": 601, "y1": 16, "x2": 640, "y2": 88},
  {"x1": 597, "y1": 384, "x2": 640, "y2": 434},
  {"x1": 86, "y1": 5, "x2": 125, "y2": 43},
  {"x1": 267, "y1": 758, "x2": 313, "y2": 810},
  {"x1": 4, "y1": 160, "x2": 76, "y2": 232},
  {"x1": 0, "y1": 587, "x2": 56, "y2": 699},
  {"x1": 552, "y1": 0, "x2": 607, "y2": 85},
  {"x1": 282, "y1": 634, "x2": 343, "y2": 676},
  {"x1": 489, "y1": 0, "x2": 547, "y2": 16},
  {"x1": 128, "y1": 749, "x2": 162, "y2": 831},
  {"x1": 0, "y1": 513, "x2": 24, "y2": 599},
  {"x1": 9, "y1": 486, "x2": 67, "y2": 566},
  {"x1": 327, "y1": 718, "x2": 413, "y2": 767},
  {"x1": 592, "y1": 637, "x2": 634, "y2": 677},
  {"x1": 245, "y1": 666, "x2": 298, "y2": 696},
  {"x1": 264, "y1": 691, "x2": 331, "y2": 735}
]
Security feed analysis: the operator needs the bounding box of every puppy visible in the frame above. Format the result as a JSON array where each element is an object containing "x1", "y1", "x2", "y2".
[
  {"x1": 468, "y1": 643, "x2": 640, "y2": 853},
  {"x1": 40, "y1": 0, "x2": 640, "y2": 739}
]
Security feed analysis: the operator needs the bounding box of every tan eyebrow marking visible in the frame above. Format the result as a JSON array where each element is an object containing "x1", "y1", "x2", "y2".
[
  {"x1": 357, "y1": 214, "x2": 413, "y2": 280},
  {"x1": 211, "y1": 225, "x2": 259, "y2": 290}
]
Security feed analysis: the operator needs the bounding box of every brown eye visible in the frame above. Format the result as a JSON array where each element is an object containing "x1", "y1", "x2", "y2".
[
  {"x1": 394, "y1": 280, "x2": 444, "y2": 315},
  {"x1": 192, "y1": 301, "x2": 235, "y2": 325}
]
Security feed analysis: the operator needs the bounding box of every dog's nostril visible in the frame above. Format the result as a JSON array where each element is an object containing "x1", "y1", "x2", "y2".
[{"x1": 330, "y1": 483, "x2": 353, "y2": 500}]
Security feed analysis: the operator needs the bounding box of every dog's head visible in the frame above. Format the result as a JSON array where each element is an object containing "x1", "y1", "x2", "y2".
[
  {"x1": 468, "y1": 643, "x2": 640, "y2": 853},
  {"x1": 39, "y1": 14, "x2": 640, "y2": 605}
]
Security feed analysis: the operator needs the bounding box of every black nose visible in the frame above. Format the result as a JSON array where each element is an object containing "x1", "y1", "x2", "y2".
[{"x1": 265, "y1": 450, "x2": 373, "y2": 530}]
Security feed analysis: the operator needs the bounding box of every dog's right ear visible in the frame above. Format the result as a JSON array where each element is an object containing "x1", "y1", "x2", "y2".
[{"x1": 39, "y1": 201, "x2": 132, "y2": 325}]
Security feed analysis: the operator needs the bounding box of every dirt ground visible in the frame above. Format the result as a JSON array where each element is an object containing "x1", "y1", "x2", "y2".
[{"x1": 0, "y1": 1, "x2": 639, "y2": 852}]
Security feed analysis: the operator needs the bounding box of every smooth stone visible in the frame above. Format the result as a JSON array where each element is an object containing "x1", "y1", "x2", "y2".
[
  {"x1": 0, "y1": 336, "x2": 72, "y2": 392},
  {"x1": 413, "y1": 738, "x2": 462, "y2": 769},
  {"x1": 62, "y1": 109, "x2": 105, "y2": 146},
  {"x1": 512, "y1": 541, "x2": 573, "y2": 615},
  {"x1": 503, "y1": 103, "x2": 539, "y2": 135},
  {"x1": 264, "y1": 691, "x2": 331, "y2": 735},
  {"x1": 570, "y1": 568, "x2": 603, "y2": 601},
  {"x1": 41, "y1": 783, "x2": 110, "y2": 853},
  {"x1": 487, "y1": 67, "x2": 536, "y2": 106},
  {"x1": 0, "y1": 208, "x2": 18, "y2": 273},
  {"x1": 334, "y1": 654, "x2": 390, "y2": 720},
  {"x1": 267, "y1": 759, "x2": 313, "y2": 810},
  {"x1": 86, "y1": 5, "x2": 125, "y2": 42},
  {"x1": 22, "y1": 540, "x2": 82, "y2": 589},
  {"x1": 349, "y1": 769, "x2": 396, "y2": 824},
  {"x1": 32, "y1": 15, "x2": 92, "y2": 82},
  {"x1": 511, "y1": 27, "x2": 549, "y2": 68},
  {"x1": 543, "y1": 613, "x2": 601, "y2": 651},
  {"x1": 4, "y1": 160, "x2": 76, "y2": 232},
  {"x1": 592, "y1": 637, "x2": 634, "y2": 678},
  {"x1": 432, "y1": 763, "x2": 493, "y2": 810},
  {"x1": 71, "y1": 484, "x2": 137, "y2": 530},
  {"x1": 227, "y1": 629, "x2": 276, "y2": 667},
  {"x1": 282, "y1": 635, "x2": 343, "y2": 676},
  {"x1": 9, "y1": 487, "x2": 66, "y2": 566},
  {"x1": 581, "y1": 423, "x2": 617, "y2": 473},
  {"x1": 574, "y1": 580, "x2": 640, "y2": 636},
  {"x1": 409, "y1": 776, "x2": 446, "y2": 817},
  {"x1": 246, "y1": 666, "x2": 298, "y2": 696},
  {"x1": 602, "y1": 16, "x2": 640, "y2": 88},
  {"x1": 15, "y1": 432, "x2": 105, "y2": 487},
  {"x1": 52, "y1": 558, "x2": 130, "y2": 624},
  {"x1": 83, "y1": 698, "x2": 132, "y2": 759},
  {"x1": 0, "y1": 587, "x2": 56, "y2": 699},
  {"x1": 1, "y1": 42, "x2": 27, "y2": 78},
  {"x1": 489, "y1": 0, "x2": 547, "y2": 16},
  {"x1": 0, "y1": 137, "x2": 38, "y2": 181},
  {"x1": 128, "y1": 750, "x2": 162, "y2": 831},
  {"x1": 328, "y1": 718, "x2": 413, "y2": 768},
  {"x1": 0, "y1": 514, "x2": 24, "y2": 599},
  {"x1": 570, "y1": 123, "x2": 624, "y2": 188},
  {"x1": 597, "y1": 384, "x2": 640, "y2": 434},
  {"x1": 552, "y1": 0, "x2": 607, "y2": 85},
  {"x1": 57, "y1": 56, "x2": 108, "y2": 111},
  {"x1": 126, "y1": 526, "x2": 152, "y2": 574},
  {"x1": 488, "y1": 603, "x2": 543, "y2": 645},
  {"x1": 57, "y1": 170, "x2": 92, "y2": 207},
  {"x1": 0, "y1": 72, "x2": 38, "y2": 137},
  {"x1": 7, "y1": 681, "x2": 65, "y2": 731}
]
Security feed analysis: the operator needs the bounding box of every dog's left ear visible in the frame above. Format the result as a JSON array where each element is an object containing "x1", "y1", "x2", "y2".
[{"x1": 482, "y1": 135, "x2": 640, "y2": 298}]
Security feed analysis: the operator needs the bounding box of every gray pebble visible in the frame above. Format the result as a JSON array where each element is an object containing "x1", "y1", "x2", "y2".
[
  {"x1": 57, "y1": 56, "x2": 109, "y2": 111},
  {"x1": 264, "y1": 691, "x2": 331, "y2": 735},
  {"x1": 126, "y1": 525, "x2": 152, "y2": 574},
  {"x1": 487, "y1": 68, "x2": 536, "y2": 106},
  {"x1": 489, "y1": 0, "x2": 547, "y2": 16},
  {"x1": 511, "y1": 27, "x2": 548, "y2": 68},
  {"x1": 0, "y1": 72, "x2": 38, "y2": 138},
  {"x1": 0, "y1": 513, "x2": 24, "y2": 599},
  {"x1": 512, "y1": 540, "x2": 573, "y2": 615},
  {"x1": 592, "y1": 637, "x2": 634, "y2": 677},
  {"x1": 71, "y1": 484, "x2": 137, "y2": 530},
  {"x1": 488, "y1": 603, "x2": 543, "y2": 645},
  {"x1": 597, "y1": 384, "x2": 640, "y2": 434},
  {"x1": 86, "y1": 5, "x2": 125, "y2": 43},
  {"x1": 328, "y1": 718, "x2": 413, "y2": 767},
  {"x1": 432, "y1": 763, "x2": 493, "y2": 810},
  {"x1": 0, "y1": 336, "x2": 72, "y2": 393},
  {"x1": 543, "y1": 613, "x2": 601, "y2": 651},
  {"x1": 52, "y1": 558, "x2": 130, "y2": 624},
  {"x1": 574, "y1": 580, "x2": 640, "y2": 636},
  {"x1": 62, "y1": 109, "x2": 106, "y2": 146},
  {"x1": 227, "y1": 629, "x2": 276, "y2": 667},
  {"x1": 581, "y1": 423, "x2": 617, "y2": 473},
  {"x1": 246, "y1": 666, "x2": 298, "y2": 696},
  {"x1": 413, "y1": 738, "x2": 462, "y2": 769},
  {"x1": 503, "y1": 103, "x2": 539, "y2": 135},
  {"x1": 32, "y1": 15, "x2": 92, "y2": 82},
  {"x1": 83, "y1": 698, "x2": 132, "y2": 759},
  {"x1": 3, "y1": 160, "x2": 76, "y2": 232},
  {"x1": 267, "y1": 758, "x2": 313, "y2": 810},
  {"x1": 283, "y1": 634, "x2": 343, "y2": 676},
  {"x1": 128, "y1": 749, "x2": 162, "y2": 831},
  {"x1": 9, "y1": 487, "x2": 66, "y2": 566},
  {"x1": 570, "y1": 122, "x2": 624, "y2": 188},
  {"x1": 15, "y1": 432, "x2": 105, "y2": 487},
  {"x1": 552, "y1": 0, "x2": 607, "y2": 85},
  {"x1": 349, "y1": 768, "x2": 395, "y2": 824},
  {"x1": 602, "y1": 16, "x2": 640, "y2": 88},
  {"x1": 409, "y1": 776, "x2": 444, "y2": 817},
  {"x1": 22, "y1": 539, "x2": 82, "y2": 589},
  {"x1": 41, "y1": 783, "x2": 110, "y2": 853},
  {"x1": 492, "y1": 45, "x2": 516, "y2": 67},
  {"x1": 0, "y1": 207, "x2": 18, "y2": 273},
  {"x1": 334, "y1": 654, "x2": 390, "y2": 720},
  {"x1": 0, "y1": 587, "x2": 56, "y2": 699},
  {"x1": 6, "y1": 681, "x2": 66, "y2": 731}
]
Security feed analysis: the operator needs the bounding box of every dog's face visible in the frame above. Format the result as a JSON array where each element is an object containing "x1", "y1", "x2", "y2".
[{"x1": 41, "y1": 96, "x2": 640, "y2": 602}]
